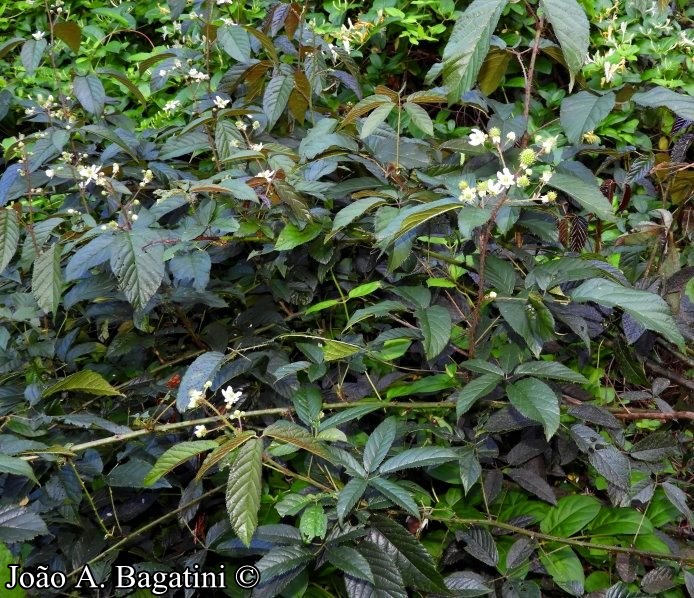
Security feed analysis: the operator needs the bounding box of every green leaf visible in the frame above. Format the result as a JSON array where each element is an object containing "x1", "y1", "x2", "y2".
[
  {"x1": 632, "y1": 86, "x2": 694, "y2": 121},
  {"x1": 254, "y1": 545, "x2": 312, "y2": 592},
  {"x1": 32, "y1": 243, "x2": 62, "y2": 316},
  {"x1": 459, "y1": 447, "x2": 481, "y2": 494},
  {"x1": 274, "y1": 222, "x2": 322, "y2": 251},
  {"x1": 514, "y1": 361, "x2": 588, "y2": 384},
  {"x1": 348, "y1": 281, "x2": 382, "y2": 299},
  {"x1": 110, "y1": 230, "x2": 165, "y2": 310},
  {"x1": 354, "y1": 540, "x2": 408, "y2": 598},
  {"x1": 319, "y1": 402, "x2": 382, "y2": 430},
  {"x1": 263, "y1": 420, "x2": 332, "y2": 461},
  {"x1": 456, "y1": 373, "x2": 503, "y2": 417},
  {"x1": 379, "y1": 447, "x2": 458, "y2": 474},
  {"x1": 662, "y1": 482, "x2": 693, "y2": 525},
  {"x1": 507, "y1": 377, "x2": 560, "y2": 440},
  {"x1": 540, "y1": 0, "x2": 589, "y2": 90},
  {"x1": 330, "y1": 196, "x2": 385, "y2": 236},
  {"x1": 589, "y1": 508, "x2": 653, "y2": 536},
  {"x1": 539, "y1": 545, "x2": 584, "y2": 596},
  {"x1": 195, "y1": 431, "x2": 255, "y2": 480},
  {"x1": 363, "y1": 417, "x2": 397, "y2": 472},
  {"x1": 547, "y1": 173, "x2": 615, "y2": 222},
  {"x1": 459, "y1": 527, "x2": 498, "y2": 566},
  {"x1": 377, "y1": 198, "x2": 462, "y2": 247},
  {"x1": 0, "y1": 455, "x2": 37, "y2": 483},
  {"x1": 43, "y1": 370, "x2": 122, "y2": 398},
  {"x1": 570, "y1": 278, "x2": 685, "y2": 348},
  {"x1": 588, "y1": 447, "x2": 630, "y2": 490},
  {"x1": 325, "y1": 545, "x2": 374, "y2": 583},
  {"x1": 416, "y1": 305, "x2": 452, "y2": 360},
  {"x1": 53, "y1": 21, "x2": 81, "y2": 53},
  {"x1": 337, "y1": 477, "x2": 367, "y2": 522},
  {"x1": 560, "y1": 91, "x2": 615, "y2": 144},
  {"x1": 369, "y1": 477, "x2": 420, "y2": 518},
  {"x1": 226, "y1": 437, "x2": 263, "y2": 547},
  {"x1": 263, "y1": 74, "x2": 294, "y2": 130},
  {"x1": 478, "y1": 48, "x2": 511, "y2": 95},
  {"x1": 339, "y1": 94, "x2": 394, "y2": 128},
  {"x1": 441, "y1": 0, "x2": 508, "y2": 102},
  {"x1": 96, "y1": 68, "x2": 146, "y2": 106},
  {"x1": 176, "y1": 351, "x2": 225, "y2": 412},
  {"x1": 360, "y1": 102, "x2": 394, "y2": 139},
  {"x1": 404, "y1": 102, "x2": 434, "y2": 136},
  {"x1": 370, "y1": 514, "x2": 446, "y2": 592},
  {"x1": 304, "y1": 298, "x2": 340, "y2": 315},
  {"x1": 345, "y1": 300, "x2": 407, "y2": 329},
  {"x1": 73, "y1": 74, "x2": 106, "y2": 116},
  {"x1": 0, "y1": 542, "x2": 26, "y2": 597},
  {"x1": 322, "y1": 339, "x2": 361, "y2": 361},
  {"x1": 540, "y1": 495, "x2": 601, "y2": 537},
  {"x1": 0, "y1": 209, "x2": 20, "y2": 273},
  {"x1": 299, "y1": 503, "x2": 327, "y2": 542},
  {"x1": 20, "y1": 39, "x2": 47, "y2": 76},
  {"x1": 217, "y1": 24, "x2": 251, "y2": 63},
  {"x1": 0, "y1": 505, "x2": 48, "y2": 543},
  {"x1": 143, "y1": 440, "x2": 218, "y2": 486}
]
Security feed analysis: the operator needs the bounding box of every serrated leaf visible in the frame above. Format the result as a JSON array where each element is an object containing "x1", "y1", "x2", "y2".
[
  {"x1": 404, "y1": 102, "x2": 433, "y2": 136},
  {"x1": 226, "y1": 437, "x2": 263, "y2": 547},
  {"x1": 0, "y1": 209, "x2": 20, "y2": 273},
  {"x1": 370, "y1": 514, "x2": 446, "y2": 592},
  {"x1": 632, "y1": 86, "x2": 694, "y2": 121},
  {"x1": 253, "y1": 545, "x2": 312, "y2": 586},
  {"x1": 330, "y1": 196, "x2": 385, "y2": 236},
  {"x1": 478, "y1": 48, "x2": 511, "y2": 95},
  {"x1": 263, "y1": 420, "x2": 332, "y2": 461},
  {"x1": 379, "y1": 447, "x2": 458, "y2": 474},
  {"x1": 263, "y1": 74, "x2": 294, "y2": 130},
  {"x1": 547, "y1": 172, "x2": 615, "y2": 221},
  {"x1": 588, "y1": 447, "x2": 630, "y2": 490},
  {"x1": 274, "y1": 222, "x2": 322, "y2": 251},
  {"x1": 570, "y1": 279, "x2": 684, "y2": 348},
  {"x1": 195, "y1": 431, "x2": 255, "y2": 480},
  {"x1": 53, "y1": 21, "x2": 81, "y2": 52},
  {"x1": 661, "y1": 482, "x2": 693, "y2": 525},
  {"x1": 322, "y1": 339, "x2": 361, "y2": 361},
  {"x1": 369, "y1": 477, "x2": 419, "y2": 518},
  {"x1": 0, "y1": 505, "x2": 48, "y2": 543},
  {"x1": 540, "y1": 495, "x2": 601, "y2": 537},
  {"x1": 337, "y1": 477, "x2": 367, "y2": 522},
  {"x1": 444, "y1": 571, "x2": 493, "y2": 595},
  {"x1": 460, "y1": 527, "x2": 498, "y2": 566},
  {"x1": 506, "y1": 538, "x2": 536, "y2": 570},
  {"x1": 363, "y1": 417, "x2": 397, "y2": 472},
  {"x1": 176, "y1": 351, "x2": 225, "y2": 412},
  {"x1": 0, "y1": 455, "x2": 37, "y2": 483},
  {"x1": 514, "y1": 361, "x2": 588, "y2": 384},
  {"x1": 348, "y1": 281, "x2": 382, "y2": 299},
  {"x1": 339, "y1": 94, "x2": 394, "y2": 128},
  {"x1": 540, "y1": 0, "x2": 589, "y2": 90},
  {"x1": 560, "y1": 91, "x2": 615, "y2": 144},
  {"x1": 441, "y1": 0, "x2": 508, "y2": 102},
  {"x1": 456, "y1": 373, "x2": 503, "y2": 417},
  {"x1": 299, "y1": 503, "x2": 327, "y2": 542},
  {"x1": 21, "y1": 38, "x2": 46, "y2": 76},
  {"x1": 345, "y1": 300, "x2": 406, "y2": 329},
  {"x1": 217, "y1": 24, "x2": 251, "y2": 63},
  {"x1": 43, "y1": 370, "x2": 122, "y2": 398},
  {"x1": 292, "y1": 386, "x2": 322, "y2": 428},
  {"x1": 589, "y1": 508, "x2": 653, "y2": 536},
  {"x1": 325, "y1": 545, "x2": 374, "y2": 583},
  {"x1": 143, "y1": 440, "x2": 218, "y2": 486},
  {"x1": 506, "y1": 377, "x2": 560, "y2": 440},
  {"x1": 376, "y1": 198, "x2": 462, "y2": 247},
  {"x1": 506, "y1": 468, "x2": 557, "y2": 504},
  {"x1": 360, "y1": 102, "x2": 394, "y2": 139},
  {"x1": 73, "y1": 74, "x2": 105, "y2": 116},
  {"x1": 352, "y1": 540, "x2": 408, "y2": 598},
  {"x1": 110, "y1": 230, "x2": 165, "y2": 310},
  {"x1": 32, "y1": 243, "x2": 62, "y2": 316},
  {"x1": 319, "y1": 402, "x2": 382, "y2": 431},
  {"x1": 459, "y1": 447, "x2": 481, "y2": 494},
  {"x1": 416, "y1": 305, "x2": 451, "y2": 360}
]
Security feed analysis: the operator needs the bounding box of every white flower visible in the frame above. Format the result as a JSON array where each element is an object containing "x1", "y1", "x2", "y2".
[
  {"x1": 193, "y1": 425, "x2": 208, "y2": 438},
  {"x1": 32, "y1": 31, "x2": 46, "y2": 40},
  {"x1": 506, "y1": 131, "x2": 517, "y2": 141},
  {"x1": 187, "y1": 389, "x2": 205, "y2": 410},
  {"x1": 222, "y1": 385, "x2": 243, "y2": 409},
  {"x1": 25, "y1": 107, "x2": 36, "y2": 116},
  {"x1": 491, "y1": 134, "x2": 501, "y2": 144},
  {"x1": 468, "y1": 128, "x2": 488, "y2": 146},
  {"x1": 459, "y1": 187, "x2": 476, "y2": 202},
  {"x1": 488, "y1": 291, "x2": 497, "y2": 299},
  {"x1": 78, "y1": 164, "x2": 103, "y2": 185},
  {"x1": 131, "y1": 214, "x2": 138, "y2": 221},
  {"x1": 163, "y1": 99, "x2": 180, "y2": 114},
  {"x1": 541, "y1": 170, "x2": 553, "y2": 183},
  {"x1": 188, "y1": 68, "x2": 209, "y2": 82},
  {"x1": 217, "y1": 0, "x2": 233, "y2": 4},
  {"x1": 541, "y1": 136, "x2": 556, "y2": 153},
  {"x1": 539, "y1": 195, "x2": 550, "y2": 203},
  {"x1": 250, "y1": 143, "x2": 263, "y2": 151},
  {"x1": 45, "y1": 169, "x2": 55, "y2": 178},
  {"x1": 487, "y1": 179, "x2": 504, "y2": 195},
  {"x1": 252, "y1": 120, "x2": 260, "y2": 130},
  {"x1": 112, "y1": 163, "x2": 120, "y2": 175},
  {"x1": 257, "y1": 169, "x2": 276, "y2": 182},
  {"x1": 496, "y1": 167, "x2": 515, "y2": 187},
  {"x1": 213, "y1": 96, "x2": 230, "y2": 110},
  {"x1": 235, "y1": 120, "x2": 247, "y2": 131},
  {"x1": 158, "y1": 69, "x2": 167, "y2": 77}
]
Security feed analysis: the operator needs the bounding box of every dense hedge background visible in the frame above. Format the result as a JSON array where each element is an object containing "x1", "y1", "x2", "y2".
[{"x1": 0, "y1": 0, "x2": 692, "y2": 596}]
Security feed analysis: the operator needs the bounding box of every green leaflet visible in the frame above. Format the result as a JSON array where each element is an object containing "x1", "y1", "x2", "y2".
[
  {"x1": 506, "y1": 377, "x2": 560, "y2": 440},
  {"x1": 43, "y1": 370, "x2": 122, "y2": 398},
  {"x1": 143, "y1": 440, "x2": 219, "y2": 486},
  {"x1": 540, "y1": 0, "x2": 589, "y2": 90},
  {"x1": 226, "y1": 437, "x2": 264, "y2": 547}
]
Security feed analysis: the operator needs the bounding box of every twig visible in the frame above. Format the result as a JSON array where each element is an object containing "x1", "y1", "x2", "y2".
[
  {"x1": 643, "y1": 358, "x2": 694, "y2": 392},
  {"x1": 612, "y1": 411, "x2": 694, "y2": 421},
  {"x1": 522, "y1": 15, "x2": 545, "y2": 135},
  {"x1": 427, "y1": 515, "x2": 694, "y2": 566}
]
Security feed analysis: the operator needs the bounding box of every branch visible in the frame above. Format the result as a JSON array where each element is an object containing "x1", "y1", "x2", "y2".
[
  {"x1": 643, "y1": 358, "x2": 694, "y2": 392},
  {"x1": 427, "y1": 515, "x2": 694, "y2": 566}
]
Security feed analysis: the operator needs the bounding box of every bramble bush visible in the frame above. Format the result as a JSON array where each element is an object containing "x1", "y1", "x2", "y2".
[{"x1": 0, "y1": 0, "x2": 693, "y2": 596}]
